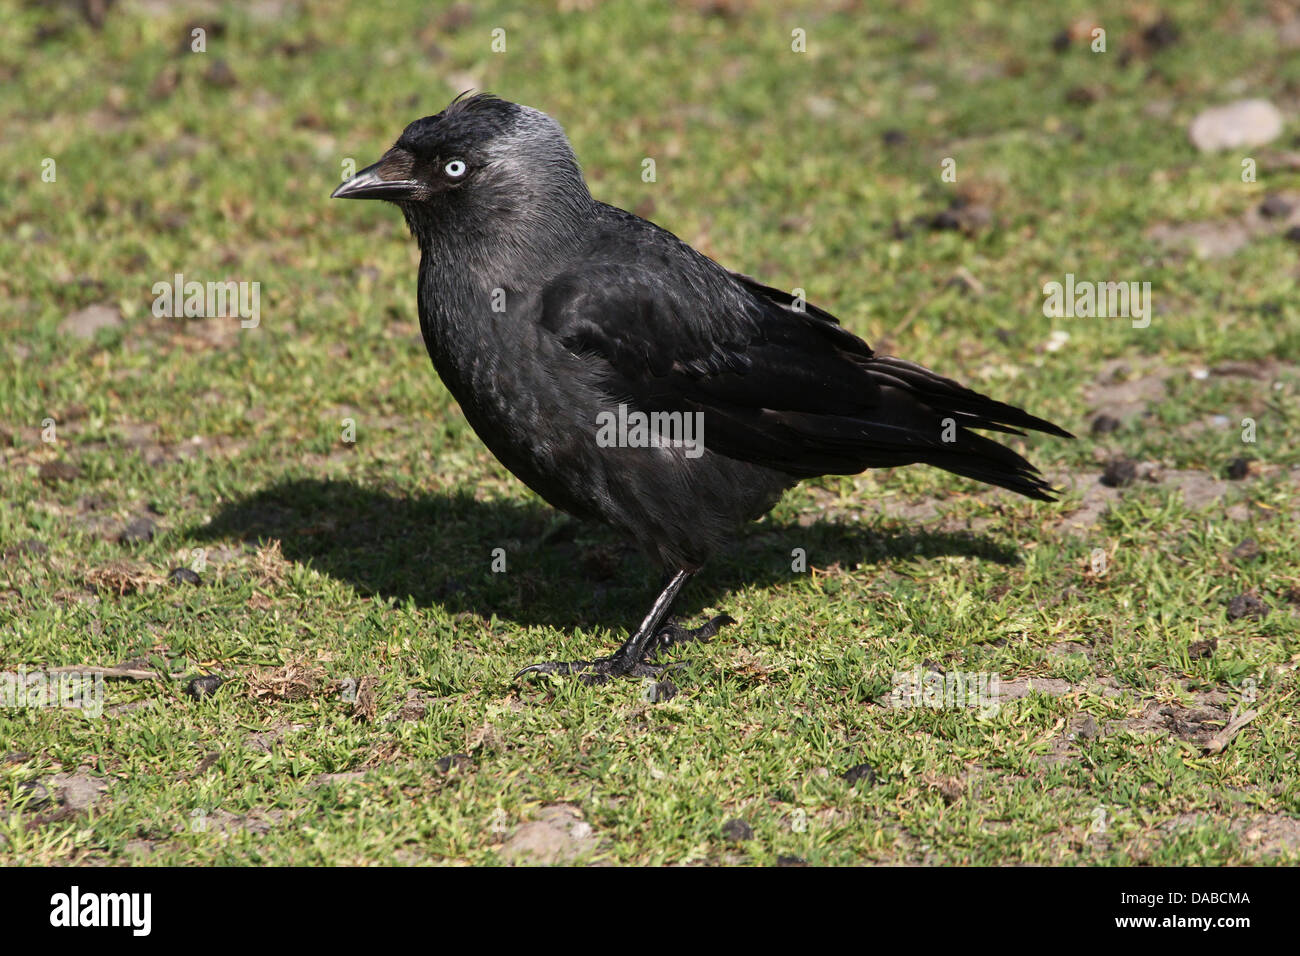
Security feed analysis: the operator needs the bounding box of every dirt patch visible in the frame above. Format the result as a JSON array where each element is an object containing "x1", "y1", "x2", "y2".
[
  {"x1": 1236, "y1": 814, "x2": 1300, "y2": 858},
  {"x1": 1051, "y1": 470, "x2": 1121, "y2": 533},
  {"x1": 1050, "y1": 465, "x2": 1244, "y2": 534},
  {"x1": 997, "y1": 677, "x2": 1075, "y2": 699},
  {"x1": 1114, "y1": 702, "x2": 1233, "y2": 747},
  {"x1": 500, "y1": 804, "x2": 600, "y2": 865},
  {"x1": 189, "y1": 807, "x2": 284, "y2": 837},
  {"x1": 45, "y1": 770, "x2": 111, "y2": 811},
  {"x1": 1083, "y1": 360, "x2": 1172, "y2": 422},
  {"x1": 1147, "y1": 191, "x2": 1300, "y2": 259},
  {"x1": 1163, "y1": 469, "x2": 1234, "y2": 510}
]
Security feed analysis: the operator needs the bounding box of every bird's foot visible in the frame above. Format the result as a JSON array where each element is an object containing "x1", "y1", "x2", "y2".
[
  {"x1": 642, "y1": 613, "x2": 734, "y2": 661},
  {"x1": 514, "y1": 613, "x2": 735, "y2": 683}
]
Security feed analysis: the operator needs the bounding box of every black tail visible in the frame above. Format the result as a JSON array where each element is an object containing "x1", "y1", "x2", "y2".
[{"x1": 865, "y1": 357, "x2": 1073, "y2": 501}]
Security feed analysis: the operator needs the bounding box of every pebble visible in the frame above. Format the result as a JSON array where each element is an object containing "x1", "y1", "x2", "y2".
[
  {"x1": 1189, "y1": 99, "x2": 1284, "y2": 152},
  {"x1": 841, "y1": 762, "x2": 877, "y2": 787},
  {"x1": 721, "y1": 818, "x2": 753, "y2": 842},
  {"x1": 169, "y1": 567, "x2": 201, "y2": 585},
  {"x1": 1090, "y1": 414, "x2": 1121, "y2": 435},
  {"x1": 185, "y1": 675, "x2": 224, "y2": 700},
  {"x1": 1101, "y1": 458, "x2": 1138, "y2": 488}
]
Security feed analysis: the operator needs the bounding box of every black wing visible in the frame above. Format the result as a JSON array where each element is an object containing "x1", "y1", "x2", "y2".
[{"x1": 537, "y1": 220, "x2": 1071, "y2": 499}]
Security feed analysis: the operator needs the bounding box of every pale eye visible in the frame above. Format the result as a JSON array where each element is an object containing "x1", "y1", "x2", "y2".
[{"x1": 444, "y1": 159, "x2": 466, "y2": 178}]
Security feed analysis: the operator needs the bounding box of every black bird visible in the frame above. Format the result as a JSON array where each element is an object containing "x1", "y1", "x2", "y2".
[{"x1": 331, "y1": 93, "x2": 1072, "y2": 680}]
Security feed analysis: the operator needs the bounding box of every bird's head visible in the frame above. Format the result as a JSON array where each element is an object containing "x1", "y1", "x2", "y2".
[{"x1": 332, "y1": 93, "x2": 592, "y2": 256}]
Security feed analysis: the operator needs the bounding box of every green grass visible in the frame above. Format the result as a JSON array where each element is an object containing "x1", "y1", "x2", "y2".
[{"x1": 1, "y1": 0, "x2": 1297, "y2": 864}]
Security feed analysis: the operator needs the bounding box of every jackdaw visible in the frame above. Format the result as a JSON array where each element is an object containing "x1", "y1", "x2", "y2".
[{"x1": 331, "y1": 93, "x2": 1072, "y2": 680}]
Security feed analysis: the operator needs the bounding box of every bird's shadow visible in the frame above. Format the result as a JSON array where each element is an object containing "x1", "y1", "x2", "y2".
[{"x1": 193, "y1": 478, "x2": 1021, "y2": 631}]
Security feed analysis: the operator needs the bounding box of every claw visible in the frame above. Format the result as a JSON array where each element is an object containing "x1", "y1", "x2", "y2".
[
  {"x1": 513, "y1": 659, "x2": 597, "y2": 679},
  {"x1": 514, "y1": 653, "x2": 663, "y2": 683}
]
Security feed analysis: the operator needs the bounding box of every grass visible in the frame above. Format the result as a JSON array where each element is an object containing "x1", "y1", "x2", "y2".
[{"x1": 1, "y1": 0, "x2": 1297, "y2": 865}]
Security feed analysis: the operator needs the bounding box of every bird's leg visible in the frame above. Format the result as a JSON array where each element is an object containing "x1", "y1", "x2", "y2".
[{"x1": 517, "y1": 569, "x2": 722, "y2": 682}]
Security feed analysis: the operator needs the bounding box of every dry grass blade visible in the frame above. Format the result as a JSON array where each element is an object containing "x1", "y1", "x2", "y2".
[
  {"x1": 247, "y1": 655, "x2": 325, "y2": 702},
  {"x1": 1202, "y1": 707, "x2": 1258, "y2": 754}
]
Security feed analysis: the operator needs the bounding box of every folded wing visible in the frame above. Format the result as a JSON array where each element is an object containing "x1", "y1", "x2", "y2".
[{"x1": 535, "y1": 227, "x2": 1071, "y2": 500}]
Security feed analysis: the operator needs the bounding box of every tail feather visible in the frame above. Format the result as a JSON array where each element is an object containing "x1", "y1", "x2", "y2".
[
  {"x1": 867, "y1": 357, "x2": 1074, "y2": 439},
  {"x1": 855, "y1": 357, "x2": 1072, "y2": 501}
]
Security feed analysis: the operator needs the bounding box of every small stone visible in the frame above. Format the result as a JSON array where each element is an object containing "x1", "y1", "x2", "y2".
[
  {"x1": 1090, "y1": 414, "x2": 1121, "y2": 435},
  {"x1": 168, "y1": 567, "x2": 201, "y2": 586},
  {"x1": 1100, "y1": 458, "x2": 1138, "y2": 488},
  {"x1": 841, "y1": 762, "x2": 877, "y2": 787},
  {"x1": 721, "y1": 818, "x2": 753, "y2": 842},
  {"x1": 118, "y1": 516, "x2": 156, "y2": 544},
  {"x1": 185, "y1": 674, "x2": 224, "y2": 700},
  {"x1": 1189, "y1": 99, "x2": 1284, "y2": 152},
  {"x1": 776, "y1": 854, "x2": 808, "y2": 866}
]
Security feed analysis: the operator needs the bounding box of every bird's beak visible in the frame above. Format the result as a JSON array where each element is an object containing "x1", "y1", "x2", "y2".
[{"x1": 331, "y1": 147, "x2": 421, "y2": 201}]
